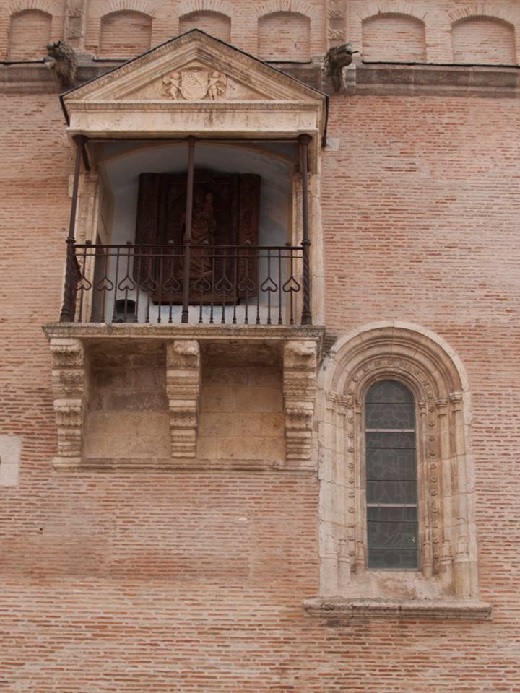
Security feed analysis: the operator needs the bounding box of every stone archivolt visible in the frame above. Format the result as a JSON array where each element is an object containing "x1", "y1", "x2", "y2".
[{"x1": 316, "y1": 322, "x2": 482, "y2": 606}]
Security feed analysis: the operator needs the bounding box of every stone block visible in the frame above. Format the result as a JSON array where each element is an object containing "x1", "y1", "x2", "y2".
[
  {"x1": 0, "y1": 435, "x2": 21, "y2": 487},
  {"x1": 200, "y1": 386, "x2": 235, "y2": 412},
  {"x1": 84, "y1": 412, "x2": 170, "y2": 458},
  {"x1": 234, "y1": 386, "x2": 283, "y2": 413}
]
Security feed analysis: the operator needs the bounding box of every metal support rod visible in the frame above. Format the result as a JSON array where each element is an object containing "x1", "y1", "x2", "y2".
[
  {"x1": 299, "y1": 133, "x2": 312, "y2": 326},
  {"x1": 181, "y1": 136, "x2": 196, "y2": 323},
  {"x1": 60, "y1": 135, "x2": 86, "y2": 322}
]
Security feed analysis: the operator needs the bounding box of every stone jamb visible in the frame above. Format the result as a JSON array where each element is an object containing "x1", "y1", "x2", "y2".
[{"x1": 316, "y1": 321, "x2": 481, "y2": 608}]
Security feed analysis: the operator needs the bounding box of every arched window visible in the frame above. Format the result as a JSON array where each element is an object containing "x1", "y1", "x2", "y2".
[
  {"x1": 365, "y1": 380, "x2": 417, "y2": 570},
  {"x1": 316, "y1": 323, "x2": 483, "y2": 608}
]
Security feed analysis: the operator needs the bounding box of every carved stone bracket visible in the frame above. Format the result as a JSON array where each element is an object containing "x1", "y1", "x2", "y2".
[
  {"x1": 49, "y1": 338, "x2": 88, "y2": 468},
  {"x1": 166, "y1": 340, "x2": 201, "y2": 458},
  {"x1": 283, "y1": 340, "x2": 318, "y2": 467}
]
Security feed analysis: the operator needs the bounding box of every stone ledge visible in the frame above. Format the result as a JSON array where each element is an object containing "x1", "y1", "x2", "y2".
[
  {"x1": 342, "y1": 63, "x2": 520, "y2": 98},
  {"x1": 4, "y1": 61, "x2": 520, "y2": 98},
  {"x1": 0, "y1": 64, "x2": 107, "y2": 94},
  {"x1": 44, "y1": 322, "x2": 325, "y2": 343},
  {"x1": 53, "y1": 456, "x2": 316, "y2": 472},
  {"x1": 303, "y1": 597, "x2": 491, "y2": 621}
]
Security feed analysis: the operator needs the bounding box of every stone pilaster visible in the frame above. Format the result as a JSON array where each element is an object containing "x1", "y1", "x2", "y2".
[
  {"x1": 283, "y1": 340, "x2": 317, "y2": 466},
  {"x1": 166, "y1": 340, "x2": 201, "y2": 458},
  {"x1": 328, "y1": 0, "x2": 347, "y2": 47},
  {"x1": 49, "y1": 338, "x2": 88, "y2": 468},
  {"x1": 64, "y1": 0, "x2": 86, "y2": 50}
]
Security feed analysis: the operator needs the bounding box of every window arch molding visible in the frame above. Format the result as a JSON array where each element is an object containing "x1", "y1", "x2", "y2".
[{"x1": 317, "y1": 322, "x2": 479, "y2": 604}]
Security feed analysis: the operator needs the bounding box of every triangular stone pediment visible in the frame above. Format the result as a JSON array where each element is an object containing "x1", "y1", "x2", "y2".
[
  {"x1": 65, "y1": 30, "x2": 324, "y2": 106},
  {"x1": 63, "y1": 30, "x2": 327, "y2": 157}
]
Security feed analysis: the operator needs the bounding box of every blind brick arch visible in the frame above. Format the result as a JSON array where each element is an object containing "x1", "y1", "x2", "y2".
[
  {"x1": 317, "y1": 322, "x2": 479, "y2": 603},
  {"x1": 258, "y1": 11, "x2": 311, "y2": 61},
  {"x1": 452, "y1": 17, "x2": 516, "y2": 65},
  {"x1": 362, "y1": 13, "x2": 427, "y2": 62},
  {"x1": 179, "y1": 11, "x2": 231, "y2": 42},
  {"x1": 99, "y1": 10, "x2": 152, "y2": 58},
  {"x1": 7, "y1": 9, "x2": 51, "y2": 59}
]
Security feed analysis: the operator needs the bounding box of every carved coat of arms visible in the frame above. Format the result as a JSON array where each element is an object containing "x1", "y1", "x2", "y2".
[{"x1": 163, "y1": 68, "x2": 227, "y2": 100}]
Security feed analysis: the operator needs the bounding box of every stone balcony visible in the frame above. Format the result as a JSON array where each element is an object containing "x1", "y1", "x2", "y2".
[{"x1": 44, "y1": 322, "x2": 324, "y2": 472}]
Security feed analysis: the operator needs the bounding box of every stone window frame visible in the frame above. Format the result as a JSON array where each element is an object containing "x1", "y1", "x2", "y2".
[{"x1": 312, "y1": 322, "x2": 490, "y2": 617}]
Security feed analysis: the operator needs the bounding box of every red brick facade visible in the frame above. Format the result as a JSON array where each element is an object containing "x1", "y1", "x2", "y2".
[{"x1": 1, "y1": 2, "x2": 519, "y2": 691}]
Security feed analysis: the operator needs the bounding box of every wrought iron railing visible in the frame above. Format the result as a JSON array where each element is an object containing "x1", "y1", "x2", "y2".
[{"x1": 62, "y1": 242, "x2": 310, "y2": 326}]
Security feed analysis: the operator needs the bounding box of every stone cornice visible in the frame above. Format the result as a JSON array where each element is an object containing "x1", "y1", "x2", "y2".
[
  {"x1": 3, "y1": 62, "x2": 519, "y2": 99},
  {"x1": 340, "y1": 62, "x2": 520, "y2": 98}
]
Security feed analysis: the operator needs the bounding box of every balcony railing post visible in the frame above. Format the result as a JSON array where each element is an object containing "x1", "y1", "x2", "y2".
[
  {"x1": 181, "y1": 136, "x2": 196, "y2": 323},
  {"x1": 299, "y1": 133, "x2": 312, "y2": 326},
  {"x1": 60, "y1": 135, "x2": 86, "y2": 322}
]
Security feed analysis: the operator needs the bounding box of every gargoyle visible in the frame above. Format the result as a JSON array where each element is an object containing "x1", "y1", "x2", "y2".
[
  {"x1": 324, "y1": 43, "x2": 359, "y2": 93},
  {"x1": 46, "y1": 41, "x2": 78, "y2": 90}
]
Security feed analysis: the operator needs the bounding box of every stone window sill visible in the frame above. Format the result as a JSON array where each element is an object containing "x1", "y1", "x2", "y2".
[{"x1": 304, "y1": 597, "x2": 491, "y2": 621}]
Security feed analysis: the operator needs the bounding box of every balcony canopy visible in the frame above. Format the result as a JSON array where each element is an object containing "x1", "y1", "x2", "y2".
[{"x1": 61, "y1": 30, "x2": 328, "y2": 167}]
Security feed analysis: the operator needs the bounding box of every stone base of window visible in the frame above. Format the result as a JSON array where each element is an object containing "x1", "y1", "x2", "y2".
[{"x1": 303, "y1": 597, "x2": 491, "y2": 621}]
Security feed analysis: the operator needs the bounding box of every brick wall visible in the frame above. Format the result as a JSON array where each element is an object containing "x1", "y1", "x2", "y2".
[
  {"x1": 1, "y1": 3, "x2": 520, "y2": 691},
  {"x1": 362, "y1": 14, "x2": 426, "y2": 62},
  {"x1": 452, "y1": 18, "x2": 516, "y2": 65},
  {"x1": 99, "y1": 10, "x2": 153, "y2": 58},
  {"x1": 2, "y1": 1, "x2": 519, "y2": 65},
  {"x1": 179, "y1": 11, "x2": 231, "y2": 43},
  {"x1": 258, "y1": 12, "x2": 311, "y2": 61}
]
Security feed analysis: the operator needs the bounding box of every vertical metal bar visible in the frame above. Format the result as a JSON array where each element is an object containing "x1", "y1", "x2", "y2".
[
  {"x1": 112, "y1": 246, "x2": 121, "y2": 322},
  {"x1": 278, "y1": 248, "x2": 283, "y2": 325},
  {"x1": 299, "y1": 134, "x2": 312, "y2": 326},
  {"x1": 232, "y1": 246, "x2": 238, "y2": 325},
  {"x1": 60, "y1": 135, "x2": 86, "y2": 322},
  {"x1": 181, "y1": 136, "x2": 196, "y2": 323}
]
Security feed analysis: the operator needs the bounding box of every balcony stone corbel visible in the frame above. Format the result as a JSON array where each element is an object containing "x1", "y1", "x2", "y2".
[
  {"x1": 49, "y1": 337, "x2": 88, "y2": 468},
  {"x1": 283, "y1": 339, "x2": 318, "y2": 467},
  {"x1": 166, "y1": 340, "x2": 201, "y2": 458}
]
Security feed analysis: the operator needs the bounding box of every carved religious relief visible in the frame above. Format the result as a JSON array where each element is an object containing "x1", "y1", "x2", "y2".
[
  {"x1": 134, "y1": 170, "x2": 260, "y2": 304},
  {"x1": 162, "y1": 68, "x2": 227, "y2": 100}
]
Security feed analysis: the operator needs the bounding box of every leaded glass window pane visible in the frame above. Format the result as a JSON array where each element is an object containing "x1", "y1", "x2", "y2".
[{"x1": 365, "y1": 380, "x2": 418, "y2": 570}]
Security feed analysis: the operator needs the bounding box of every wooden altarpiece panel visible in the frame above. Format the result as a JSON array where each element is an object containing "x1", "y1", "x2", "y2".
[{"x1": 134, "y1": 171, "x2": 260, "y2": 302}]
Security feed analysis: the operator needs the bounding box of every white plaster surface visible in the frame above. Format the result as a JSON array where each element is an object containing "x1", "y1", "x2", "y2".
[{"x1": 0, "y1": 435, "x2": 21, "y2": 487}]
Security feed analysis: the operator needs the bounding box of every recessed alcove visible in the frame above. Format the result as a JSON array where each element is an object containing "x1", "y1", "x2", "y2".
[
  {"x1": 84, "y1": 340, "x2": 170, "y2": 464},
  {"x1": 198, "y1": 341, "x2": 285, "y2": 463}
]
